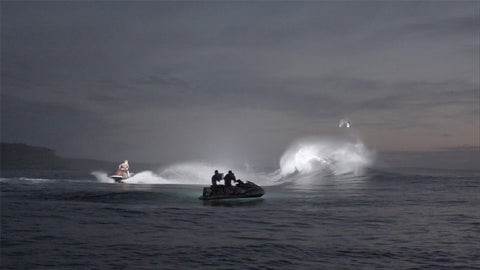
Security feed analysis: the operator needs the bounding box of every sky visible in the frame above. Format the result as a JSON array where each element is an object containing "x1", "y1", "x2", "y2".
[{"x1": 1, "y1": 1, "x2": 479, "y2": 167}]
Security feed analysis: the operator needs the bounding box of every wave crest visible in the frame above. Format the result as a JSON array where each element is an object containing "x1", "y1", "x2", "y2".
[{"x1": 279, "y1": 137, "x2": 374, "y2": 178}]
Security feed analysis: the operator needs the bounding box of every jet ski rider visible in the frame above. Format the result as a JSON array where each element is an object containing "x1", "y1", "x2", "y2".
[
  {"x1": 211, "y1": 170, "x2": 223, "y2": 186},
  {"x1": 224, "y1": 170, "x2": 236, "y2": 187},
  {"x1": 119, "y1": 160, "x2": 130, "y2": 177}
]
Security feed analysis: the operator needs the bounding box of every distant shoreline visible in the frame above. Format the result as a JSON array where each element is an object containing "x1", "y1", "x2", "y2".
[{"x1": 0, "y1": 143, "x2": 158, "y2": 174}]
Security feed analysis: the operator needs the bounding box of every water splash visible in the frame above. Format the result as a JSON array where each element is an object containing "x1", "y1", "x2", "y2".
[
  {"x1": 91, "y1": 171, "x2": 116, "y2": 183},
  {"x1": 339, "y1": 119, "x2": 351, "y2": 128},
  {"x1": 92, "y1": 170, "x2": 172, "y2": 184},
  {"x1": 92, "y1": 162, "x2": 273, "y2": 186},
  {"x1": 278, "y1": 136, "x2": 374, "y2": 178},
  {"x1": 92, "y1": 137, "x2": 374, "y2": 186}
]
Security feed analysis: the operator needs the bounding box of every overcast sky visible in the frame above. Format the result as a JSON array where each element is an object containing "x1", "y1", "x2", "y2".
[{"x1": 1, "y1": 1, "x2": 479, "y2": 166}]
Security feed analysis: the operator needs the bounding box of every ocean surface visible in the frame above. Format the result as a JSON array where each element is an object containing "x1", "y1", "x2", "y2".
[{"x1": 1, "y1": 167, "x2": 479, "y2": 270}]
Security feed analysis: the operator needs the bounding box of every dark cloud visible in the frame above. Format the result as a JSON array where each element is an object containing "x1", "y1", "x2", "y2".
[
  {"x1": 0, "y1": 95, "x2": 116, "y2": 159},
  {"x1": 1, "y1": 1, "x2": 478, "y2": 165},
  {"x1": 391, "y1": 14, "x2": 479, "y2": 39}
]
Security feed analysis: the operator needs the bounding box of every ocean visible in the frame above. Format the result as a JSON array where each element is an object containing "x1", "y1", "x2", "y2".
[{"x1": 1, "y1": 167, "x2": 479, "y2": 269}]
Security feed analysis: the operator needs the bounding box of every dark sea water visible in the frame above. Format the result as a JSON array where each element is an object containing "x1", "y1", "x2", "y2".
[{"x1": 1, "y1": 168, "x2": 479, "y2": 269}]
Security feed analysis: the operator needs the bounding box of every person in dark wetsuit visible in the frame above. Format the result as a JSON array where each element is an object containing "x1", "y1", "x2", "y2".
[
  {"x1": 211, "y1": 170, "x2": 223, "y2": 186},
  {"x1": 223, "y1": 170, "x2": 236, "y2": 187}
]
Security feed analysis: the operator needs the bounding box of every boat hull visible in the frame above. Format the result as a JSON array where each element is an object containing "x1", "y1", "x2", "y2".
[
  {"x1": 110, "y1": 175, "x2": 126, "y2": 183},
  {"x1": 110, "y1": 168, "x2": 131, "y2": 183}
]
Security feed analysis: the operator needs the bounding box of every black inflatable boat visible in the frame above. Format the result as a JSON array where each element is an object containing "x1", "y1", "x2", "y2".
[{"x1": 199, "y1": 181, "x2": 265, "y2": 200}]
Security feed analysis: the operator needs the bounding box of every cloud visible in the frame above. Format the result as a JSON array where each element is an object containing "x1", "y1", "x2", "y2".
[
  {"x1": 1, "y1": 1, "x2": 478, "y2": 163},
  {"x1": 0, "y1": 95, "x2": 115, "y2": 159},
  {"x1": 389, "y1": 14, "x2": 479, "y2": 39}
]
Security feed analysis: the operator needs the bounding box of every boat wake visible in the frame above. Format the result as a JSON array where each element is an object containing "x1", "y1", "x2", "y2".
[
  {"x1": 92, "y1": 162, "x2": 273, "y2": 186},
  {"x1": 92, "y1": 136, "x2": 374, "y2": 187}
]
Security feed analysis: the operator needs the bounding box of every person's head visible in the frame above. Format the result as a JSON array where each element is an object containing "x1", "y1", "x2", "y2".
[
  {"x1": 215, "y1": 170, "x2": 218, "y2": 174},
  {"x1": 228, "y1": 170, "x2": 232, "y2": 174}
]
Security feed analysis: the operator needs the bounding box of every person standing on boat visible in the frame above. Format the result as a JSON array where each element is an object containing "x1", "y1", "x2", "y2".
[
  {"x1": 119, "y1": 160, "x2": 130, "y2": 177},
  {"x1": 211, "y1": 170, "x2": 223, "y2": 186},
  {"x1": 224, "y1": 170, "x2": 236, "y2": 187}
]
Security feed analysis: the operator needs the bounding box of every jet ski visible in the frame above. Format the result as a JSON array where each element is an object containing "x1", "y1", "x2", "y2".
[
  {"x1": 110, "y1": 168, "x2": 132, "y2": 183},
  {"x1": 199, "y1": 181, "x2": 265, "y2": 200}
]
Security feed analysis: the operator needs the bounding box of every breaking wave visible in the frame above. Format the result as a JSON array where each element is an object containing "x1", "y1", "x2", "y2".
[{"x1": 277, "y1": 136, "x2": 374, "y2": 179}]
